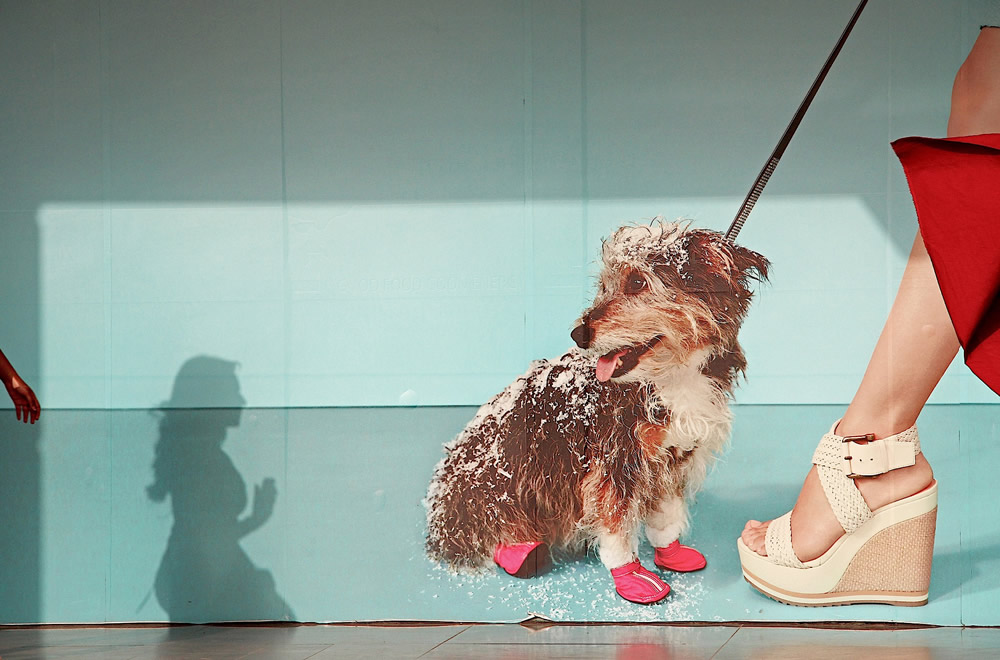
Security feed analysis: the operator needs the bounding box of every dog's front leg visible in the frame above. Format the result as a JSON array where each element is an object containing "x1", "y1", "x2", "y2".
[
  {"x1": 645, "y1": 494, "x2": 688, "y2": 548},
  {"x1": 596, "y1": 528, "x2": 638, "y2": 570},
  {"x1": 598, "y1": 527, "x2": 672, "y2": 604},
  {"x1": 646, "y1": 494, "x2": 707, "y2": 572}
]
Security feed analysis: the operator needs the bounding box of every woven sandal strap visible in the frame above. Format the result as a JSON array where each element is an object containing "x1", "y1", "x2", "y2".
[
  {"x1": 811, "y1": 421, "x2": 921, "y2": 533},
  {"x1": 815, "y1": 461, "x2": 872, "y2": 533},
  {"x1": 764, "y1": 511, "x2": 805, "y2": 568}
]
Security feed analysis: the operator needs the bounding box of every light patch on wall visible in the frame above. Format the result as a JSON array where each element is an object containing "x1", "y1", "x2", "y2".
[{"x1": 34, "y1": 196, "x2": 993, "y2": 410}]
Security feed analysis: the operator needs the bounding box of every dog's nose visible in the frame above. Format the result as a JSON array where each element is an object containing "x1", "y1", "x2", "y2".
[{"x1": 571, "y1": 323, "x2": 592, "y2": 349}]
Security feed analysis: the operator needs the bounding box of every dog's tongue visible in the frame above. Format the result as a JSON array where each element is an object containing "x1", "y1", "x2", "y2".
[{"x1": 596, "y1": 350, "x2": 628, "y2": 382}]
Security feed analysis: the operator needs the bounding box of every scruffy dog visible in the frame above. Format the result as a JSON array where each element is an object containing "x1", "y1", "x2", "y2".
[{"x1": 425, "y1": 220, "x2": 768, "y2": 604}]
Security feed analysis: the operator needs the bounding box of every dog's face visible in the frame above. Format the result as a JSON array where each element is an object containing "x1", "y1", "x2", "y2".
[{"x1": 571, "y1": 221, "x2": 768, "y2": 383}]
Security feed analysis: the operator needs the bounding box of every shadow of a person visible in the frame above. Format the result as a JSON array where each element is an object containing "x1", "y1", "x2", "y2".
[{"x1": 147, "y1": 356, "x2": 294, "y2": 622}]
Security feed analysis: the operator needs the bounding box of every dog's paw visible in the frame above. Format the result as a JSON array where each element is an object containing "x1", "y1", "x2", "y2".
[
  {"x1": 654, "y1": 540, "x2": 707, "y2": 572},
  {"x1": 493, "y1": 542, "x2": 552, "y2": 579},
  {"x1": 610, "y1": 560, "x2": 671, "y2": 604}
]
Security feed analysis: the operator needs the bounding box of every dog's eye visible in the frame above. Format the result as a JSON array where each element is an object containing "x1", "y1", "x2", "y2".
[{"x1": 624, "y1": 274, "x2": 648, "y2": 294}]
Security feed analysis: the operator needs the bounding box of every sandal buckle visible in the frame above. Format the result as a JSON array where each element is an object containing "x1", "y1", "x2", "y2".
[
  {"x1": 842, "y1": 433, "x2": 875, "y2": 478},
  {"x1": 842, "y1": 433, "x2": 915, "y2": 477}
]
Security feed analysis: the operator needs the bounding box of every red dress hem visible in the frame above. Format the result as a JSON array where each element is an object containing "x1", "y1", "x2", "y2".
[{"x1": 891, "y1": 134, "x2": 1000, "y2": 397}]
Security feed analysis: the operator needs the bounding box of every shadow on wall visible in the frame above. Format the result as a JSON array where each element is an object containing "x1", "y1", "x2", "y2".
[
  {"x1": 146, "y1": 356, "x2": 294, "y2": 622},
  {"x1": 0, "y1": 216, "x2": 39, "y2": 624},
  {"x1": 0, "y1": 412, "x2": 39, "y2": 624}
]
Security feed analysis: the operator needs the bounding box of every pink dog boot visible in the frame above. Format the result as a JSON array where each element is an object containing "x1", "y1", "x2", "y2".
[
  {"x1": 654, "y1": 540, "x2": 707, "y2": 572},
  {"x1": 493, "y1": 542, "x2": 552, "y2": 579},
  {"x1": 610, "y1": 560, "x2": 671, "y2": 604}
]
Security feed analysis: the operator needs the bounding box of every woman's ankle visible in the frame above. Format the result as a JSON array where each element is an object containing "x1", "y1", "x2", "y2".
[
  {"x1": 836, "y1": 412, "x2": 918, "y2": 440},
  {"x1": 833, "y1": 414, "x2": 934, "y2": 510}
]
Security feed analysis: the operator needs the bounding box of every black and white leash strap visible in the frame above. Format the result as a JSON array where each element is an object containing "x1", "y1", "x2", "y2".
[{"x1": 724, "y1": 0, "x2": 869, "y2": 242}]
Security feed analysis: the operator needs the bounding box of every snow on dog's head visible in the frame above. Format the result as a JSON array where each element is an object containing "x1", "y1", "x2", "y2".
[{"x1": 571, "y1": 219, "x2": 769, "y2": 383}]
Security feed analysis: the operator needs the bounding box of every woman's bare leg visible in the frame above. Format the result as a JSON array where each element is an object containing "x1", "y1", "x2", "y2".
[{"x1": 741, "y1": 27, "x2": 1000, "y2": 561}]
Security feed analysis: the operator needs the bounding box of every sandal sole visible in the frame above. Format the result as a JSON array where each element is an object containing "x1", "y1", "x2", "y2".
[{"x1": 741, "y1": 568, "x2": 928, "y2": 607}]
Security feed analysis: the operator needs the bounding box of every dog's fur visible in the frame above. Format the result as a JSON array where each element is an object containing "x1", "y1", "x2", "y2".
[{"x1": 425, "y1": 220, "x2": 768, "y2": 572}]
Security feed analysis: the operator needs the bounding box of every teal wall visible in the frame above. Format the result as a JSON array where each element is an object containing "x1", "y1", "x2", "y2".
[
  {"x1": 4, "y1": 403, "x2": 1000, "y2": 625},
  {"x1": 2, "y1": 0, "x2": 993, "y2": 410},
  {"x1": 1, "y1": 0, "x2": 997, "y2": 625}
]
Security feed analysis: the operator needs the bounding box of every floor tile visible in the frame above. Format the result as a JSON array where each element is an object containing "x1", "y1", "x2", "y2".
[
  {"x1": 434, "y1": 624, "x2": 737, "y2": 659},
  {"x1": 1, "y1": 645, "x2": 148, "y2": 660},
  {"x1": 425, "y1": 643, "x2": 687, "y2": 659},
  {"x1": 451, "y1": 623, "x2": 736, "y2": 648},
  {"x1": 294, "y1": 625, "x2": 468, "y2": 659},
  {"x1": 4, "y1": 625, "x2": 1000, "y2": 659},
  {"x1": 131, "y1": 643, "x2": 330, "y2": 660},
  {"x1": 714, "y1": 626, "x2": 989, "y2": 659}
]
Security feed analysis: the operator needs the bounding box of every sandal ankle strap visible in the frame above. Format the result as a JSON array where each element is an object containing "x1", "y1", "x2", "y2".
[
  {"x1": 813, "y1": 421, "x2": 920, "y2": 479},
  {"x1": 812, "y1": 421, "x2": 920, "y2": 534}
]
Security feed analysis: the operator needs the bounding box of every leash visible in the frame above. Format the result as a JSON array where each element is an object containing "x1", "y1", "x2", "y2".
[{"x1": 725, "y1": 0, "x2": 869, "y2": 242}]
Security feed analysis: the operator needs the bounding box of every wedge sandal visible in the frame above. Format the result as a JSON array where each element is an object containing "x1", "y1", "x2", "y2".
[{"x1": 737, "y1": 422, "x2": 937, "y2": 607}]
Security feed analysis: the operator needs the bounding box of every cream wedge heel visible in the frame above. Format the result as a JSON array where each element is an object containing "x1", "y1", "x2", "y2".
[{"x1": 737, "y1": 422, "x2": 938, "y2": 607}]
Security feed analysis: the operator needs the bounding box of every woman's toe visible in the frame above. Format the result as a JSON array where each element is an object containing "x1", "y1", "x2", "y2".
[{"x1": 741, "y1": 522, "x2": 769, "y2": 556}]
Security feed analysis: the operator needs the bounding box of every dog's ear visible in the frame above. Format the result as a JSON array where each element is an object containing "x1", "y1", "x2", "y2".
[
  {"x1": 728, "y1": 240, "x2": 770, "y2": 286},
  {"x1": 676, "y1": 230, "x2": 770, "y2": 325},
  {"x1": 682, "y1": 230, "x2": 769, "y2": 284}
]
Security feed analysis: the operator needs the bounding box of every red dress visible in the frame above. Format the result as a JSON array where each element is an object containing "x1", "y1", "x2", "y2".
[{"x1": 892, "y1": 134, "x2": 1000, "y2": 396}]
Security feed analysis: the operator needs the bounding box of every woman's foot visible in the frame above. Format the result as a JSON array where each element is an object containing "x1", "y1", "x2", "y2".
[{"x1": 741, "y1": 440, "x2": 934, "y2": 563}]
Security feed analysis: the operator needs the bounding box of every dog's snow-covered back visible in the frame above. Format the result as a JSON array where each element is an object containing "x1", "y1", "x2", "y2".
[{"x1": 425, "y1": 220, "x2": 768, "y2": 584}]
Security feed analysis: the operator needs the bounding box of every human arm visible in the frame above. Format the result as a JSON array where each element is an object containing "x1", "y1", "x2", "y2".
[{"x1": 0, "y1": 348, "x2": 41, "y2": 424}]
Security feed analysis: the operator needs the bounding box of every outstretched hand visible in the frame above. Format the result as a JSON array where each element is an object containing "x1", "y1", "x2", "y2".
[
  {"x1": 5, "y1": 376, "x2": 40, "y2": 424},
  {"x1": 251, "y1": 478, "x2": 277, "y2": 523}
]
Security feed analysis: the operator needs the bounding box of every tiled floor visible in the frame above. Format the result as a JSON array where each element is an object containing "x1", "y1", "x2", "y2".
[{"x1": 2, "y1": 624, "x2": 999, "y2": 659}]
